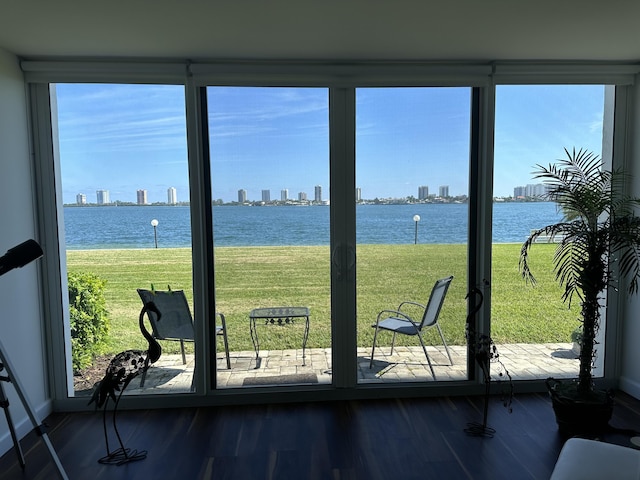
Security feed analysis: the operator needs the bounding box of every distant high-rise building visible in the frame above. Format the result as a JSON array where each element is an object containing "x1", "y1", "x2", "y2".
[
  {"x1": 238, "y1": 189, "x2": 247, "y2": 203},
  {"x1": 137, "y1": 189, "x2": 148, "y2": 205},
  {"x1": 96, "y1": 190, "x2": 110, "y2": 204},
  {"x1": 76, "y1": 193, "x2": 86, "y2": 205},
  {"x1": 438, "y1": 185, "x2": 449, "y2": 198},
  {"x1": 355, "y1": 187, "x2": 361, "y2": 202},
  {"x1": 418, "y1": 185, "x2": 429, "y2": 200},
  {"x1": 262, "y1": 189, "x2": 271, "y2": 202},
  {"x1": 167, "y1": 187, "x2": 177, "y2": 204},
  {"x1": 513, "y1": 184, "x2": 546, "y2": 198},
  {"x1": 525, "y1": 183, "x2": 547, "y2": 198},
  {"x1": 314, "y1": 185, "x2": 322, "y2": 203},
  {"x1": 281, "y1": 189, "x2": 288, "y2": 201},
  {"x1": 298, "y1": 192, "x2": 307, "y2": 201}
]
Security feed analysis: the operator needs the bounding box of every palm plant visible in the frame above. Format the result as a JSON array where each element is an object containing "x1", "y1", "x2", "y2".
[{"x1": 520, "y1": 147, "x2": 640, "y2": 398}]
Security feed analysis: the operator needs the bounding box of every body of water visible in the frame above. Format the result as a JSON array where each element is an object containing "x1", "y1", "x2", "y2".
[{"x1": 63, "y1": 202, "x2": 563, "y2": 249}]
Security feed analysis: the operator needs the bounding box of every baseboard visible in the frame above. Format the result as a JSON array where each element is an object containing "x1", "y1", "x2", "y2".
[
  {"x1": 0, "y1": 398, "x2": 53, "y2": 458},
  {"x1": 618, "y1": 375, "x2": 640, "y2": 401}
]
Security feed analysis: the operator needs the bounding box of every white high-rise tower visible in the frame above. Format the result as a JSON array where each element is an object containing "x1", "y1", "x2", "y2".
[{"x1": 167, "y1": 187, "x2": 177, "y2": 204}]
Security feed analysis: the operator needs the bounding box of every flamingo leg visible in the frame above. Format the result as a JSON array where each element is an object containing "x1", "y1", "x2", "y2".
[
  {"x1": 98, "y1": 382, "x2": 148, "y2": 466},
  {"x1": 101, "y1": 398, "x2": 111, "y2": 456},
  {"x1": 111, "y1": 388, "x2": 127, "y2": 459}
]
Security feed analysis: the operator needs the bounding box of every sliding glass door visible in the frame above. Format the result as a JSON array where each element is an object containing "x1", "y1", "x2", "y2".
[
  {"x1": 355, "y1": 87, "x2": 471, "y2": 384},
  {"x1": 38, "y1": 65, "x2": 627, "y2": 405},
  {"x1": 206, "y1": 87, "x2": 331, "y2": 388}
]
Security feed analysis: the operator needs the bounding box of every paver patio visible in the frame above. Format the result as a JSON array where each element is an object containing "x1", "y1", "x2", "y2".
[{"x1": 116, "y1": 342, "x2": 580, "y2": 395}]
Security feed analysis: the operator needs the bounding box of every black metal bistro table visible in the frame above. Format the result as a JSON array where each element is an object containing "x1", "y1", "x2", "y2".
[{"x1": 249, "y1": 307, "x2": 310, "y2": 368}]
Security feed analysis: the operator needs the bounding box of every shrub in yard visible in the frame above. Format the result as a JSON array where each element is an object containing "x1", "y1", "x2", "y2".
[{"x1": 68, "y1": 271, "x2": 110, "y2": 372}]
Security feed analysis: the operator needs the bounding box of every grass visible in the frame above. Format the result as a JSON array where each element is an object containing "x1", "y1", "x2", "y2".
[{"x1": 66, "y1": 243, "x2": 578, "y2": 357}]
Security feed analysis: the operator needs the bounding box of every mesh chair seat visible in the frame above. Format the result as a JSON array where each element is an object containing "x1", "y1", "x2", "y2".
[{"x1": 375, "y1": 317, "x2": 421, "y2": 336}]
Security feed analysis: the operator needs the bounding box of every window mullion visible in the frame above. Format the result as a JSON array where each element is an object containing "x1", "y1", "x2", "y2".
[{"x1": 329, "y1": 87, "x2": 357, "y2": 388}]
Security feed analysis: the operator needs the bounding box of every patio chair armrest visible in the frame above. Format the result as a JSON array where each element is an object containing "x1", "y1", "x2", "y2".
[
  {"x1": 372, "y1": 309, "x2": 413, "y2": 327},
  {"x1": 216, "y1": 312, "x2": 227, "y2": 330},
  {"x1": 398, "y1": 301, "x2": 426, "y2": 311}
]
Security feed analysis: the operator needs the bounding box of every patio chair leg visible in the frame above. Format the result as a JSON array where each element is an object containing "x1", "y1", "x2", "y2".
[
  {"x1": 139, "y1": 369, "x2": 147, "y2": 388},
  {"x1": 390, "y1": 332, "x2": 397, "y2": 356},
  {"x1": 222, "y1": 338, "x2": 230, "y2": 370},
  {"x1": 219, "y1": 313, "x2": 231, "y2": 369},
  {"x1": 417, "y1": 333, "x2": 436, "y2": 380},
  {"x1": 370, "y1": 326, "x2": 380, "y2": 369},
  {"x1": 436, "y1": 324, "x2": 453, "y2": 365},
  {"x1": 222, "y1": 331, "x2": 230, "y2": 370},
  {"x1": 180, "y1": 339, "x2": 186, "y2": 364}
]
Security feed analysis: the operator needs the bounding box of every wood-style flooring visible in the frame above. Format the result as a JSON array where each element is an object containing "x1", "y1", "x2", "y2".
[{"x1": 2, "y1": 392, "x2": 640, "y2": 480}]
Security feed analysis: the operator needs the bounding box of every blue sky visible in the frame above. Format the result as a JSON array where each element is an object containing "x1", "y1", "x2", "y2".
[{"x1": 55, "y1": 83, "x2": 605, "y2": 204}]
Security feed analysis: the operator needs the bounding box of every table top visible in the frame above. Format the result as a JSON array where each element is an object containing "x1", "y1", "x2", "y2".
[{"x1": 249, "y1": 307, "x2": 309, "y2": 318}]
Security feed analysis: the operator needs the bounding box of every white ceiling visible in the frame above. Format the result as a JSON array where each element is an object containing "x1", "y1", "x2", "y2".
[{"x1": 2, "y1": 1, "x2": 640, "y2": 62}]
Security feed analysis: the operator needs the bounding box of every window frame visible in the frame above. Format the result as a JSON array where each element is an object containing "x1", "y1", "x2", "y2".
[{"x1": 25, "y1": 60, "x2": 636, "y2": 410}]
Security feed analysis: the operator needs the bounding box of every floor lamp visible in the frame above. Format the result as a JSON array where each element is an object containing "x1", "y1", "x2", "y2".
[{"x1": 0, "y1": 239, "x2": 68, "y2": 479}]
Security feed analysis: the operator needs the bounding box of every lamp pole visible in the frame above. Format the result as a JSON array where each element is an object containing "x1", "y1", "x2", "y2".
[
  {"x1": 151, "y1": 219, "x2": 158, "y2": 248},
  {"x1": 413, "y1": 214, "x2": 420, "y2": 244}
]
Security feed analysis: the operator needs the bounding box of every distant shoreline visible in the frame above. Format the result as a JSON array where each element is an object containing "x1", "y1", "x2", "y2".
[
  {"x1": 63, "y1": 202, "x2": 562, "y2": 249},
  {"x1": 64, "y1": 197, "x2": 550, "y2": 208},
  {"x1": 65, "y1": 242, "x2": 528, "y2": 252}
]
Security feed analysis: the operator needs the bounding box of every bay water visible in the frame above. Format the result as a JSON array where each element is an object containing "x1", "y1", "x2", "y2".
[{"x1": 63, "y1": 202, "x2": 563, "y2": 249}]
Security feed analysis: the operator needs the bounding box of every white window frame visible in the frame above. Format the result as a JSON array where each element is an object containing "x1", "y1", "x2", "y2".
[{"x1": 24, "y1": 60, "x2": 636, "y2": 409}]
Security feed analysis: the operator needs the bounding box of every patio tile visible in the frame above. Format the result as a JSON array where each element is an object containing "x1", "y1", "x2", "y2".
[{"x1": 110, "y1": 342, "x2": 579, "y2": 395}]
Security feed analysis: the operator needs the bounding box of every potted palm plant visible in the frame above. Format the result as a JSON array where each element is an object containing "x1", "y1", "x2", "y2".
[{"x1": 520, "y1": 147, "x2": 640, "y2": 436}]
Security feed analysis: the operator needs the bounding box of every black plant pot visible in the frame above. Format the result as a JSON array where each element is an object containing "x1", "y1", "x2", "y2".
[{"x1": 546, "y1": 378, "x2": 614, "y2": 437}]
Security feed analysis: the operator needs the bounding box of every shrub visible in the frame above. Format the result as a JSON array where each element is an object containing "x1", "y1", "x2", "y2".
[{"x1": 68, "y1": 271, "x2": 110, "y2": 372}]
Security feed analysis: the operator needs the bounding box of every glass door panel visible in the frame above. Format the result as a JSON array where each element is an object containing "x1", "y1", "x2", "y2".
[
  {"x1": 53, "y1": 83, "x2": 193, "y2": 397},
  {"x1": 207, "y1": 87, "x2": 331, "y2": 388},
  {"x1": 355, "y1": 87, "x2": 471, "y2": 384},
  {"x1": 492, "y1": 85, "x2": 607, "y2": 380}
]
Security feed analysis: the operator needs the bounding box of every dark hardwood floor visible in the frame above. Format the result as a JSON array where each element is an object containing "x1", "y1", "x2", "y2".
[{"x1": 2, "y1": 392, "x2": 640, "y2": 480}]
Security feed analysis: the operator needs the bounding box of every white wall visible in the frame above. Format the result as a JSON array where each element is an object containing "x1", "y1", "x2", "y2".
[
  {"x1": 619, "y1": 80, "x2": 640, "y2": 399},
  {"x1": 0, "y1": 48, "x2": 51, "y2": 456}
]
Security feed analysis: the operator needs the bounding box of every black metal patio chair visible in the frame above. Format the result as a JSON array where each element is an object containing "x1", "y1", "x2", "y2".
[{"x1": 137, "y1": 288, "x2": 231, "y2": 384}]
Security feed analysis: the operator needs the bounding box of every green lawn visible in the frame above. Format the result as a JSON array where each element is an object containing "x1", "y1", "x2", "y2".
[{"x1": 66, "y1": 243, "x2": 578, "y2": 357}]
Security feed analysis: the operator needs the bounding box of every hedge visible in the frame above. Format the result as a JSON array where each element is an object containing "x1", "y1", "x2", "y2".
[{"x1": 68, "y1": 271, "x2": 110, "y2": 372}]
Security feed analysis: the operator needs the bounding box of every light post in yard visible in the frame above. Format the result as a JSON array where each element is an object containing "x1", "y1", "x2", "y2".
[{"x1": 151, "y1": 219, "x2": 159, "y2": 248}]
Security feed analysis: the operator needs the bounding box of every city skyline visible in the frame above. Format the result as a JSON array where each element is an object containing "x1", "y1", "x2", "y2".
[
  {"x1": 55, "y1": 84, "x2": 605, "y2": 205},
  {"x1": 73, "y1": 180, "x2": 548, "y2": 205},
  {"x1": 85, "y1": 186, "x2": 179, "y2": 205}
]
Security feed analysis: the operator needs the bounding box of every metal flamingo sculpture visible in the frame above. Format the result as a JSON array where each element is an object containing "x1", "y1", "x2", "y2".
[
  {"x1": 464, "y1": 287, "x2": 496, "y2": 437},
  {"x1": 464, "y1": 287, "x2": 513, "y2": 437},
  {"x1": 88, "y1": 301, "x2": 162, "y2": 465}
]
